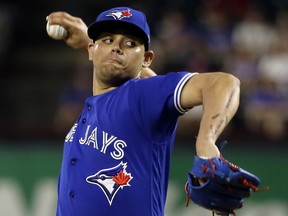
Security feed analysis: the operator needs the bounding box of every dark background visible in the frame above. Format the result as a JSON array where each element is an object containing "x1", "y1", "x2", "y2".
[{"x1": 1, "y1": 0, "x2": 288, "y2": 147}]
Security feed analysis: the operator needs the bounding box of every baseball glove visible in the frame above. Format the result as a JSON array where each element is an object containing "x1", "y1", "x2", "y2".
[{"x1": 184, "y1": 142, "x2": 268, "y2": 216}]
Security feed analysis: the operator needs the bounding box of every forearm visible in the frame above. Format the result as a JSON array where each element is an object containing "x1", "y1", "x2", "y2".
[{"x1": 196, "y1": 73, "x2": 240, "y2": 158}]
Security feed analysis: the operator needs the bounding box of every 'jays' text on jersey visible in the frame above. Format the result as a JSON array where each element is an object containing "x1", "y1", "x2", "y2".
[{"x1": 56, "y1": 72, "x2": 196, "y2": 216}]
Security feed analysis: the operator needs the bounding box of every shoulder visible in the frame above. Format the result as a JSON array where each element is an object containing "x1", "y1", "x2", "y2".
[
  {"x1": 132, "y1": 72, "x2": 197, "y2": 85},
  {"x1": 125, "y1": 72, "x2": 198, "y2": 99}
]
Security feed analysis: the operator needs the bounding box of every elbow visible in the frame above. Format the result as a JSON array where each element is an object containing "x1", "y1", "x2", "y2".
[
  {"x1": 205, "y1": 72, "x2": 241, "y2": 103},
  {"x1": 218, "y1": 72, "x2": 241, "y2": 106},
  {"x1": 216, "y1": 72, "x2": 240, "y2": 89},
  {"x1": 228, "y1": 73, "x2": 240, "y2": 87}
]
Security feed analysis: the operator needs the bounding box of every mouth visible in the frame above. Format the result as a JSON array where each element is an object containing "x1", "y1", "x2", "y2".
[
  {"x1": 106, "y1": 59, "x2": 122, "y2": 65},
  {"x1": 105, "y1": 55, "x2": 123, "y2": 65}
]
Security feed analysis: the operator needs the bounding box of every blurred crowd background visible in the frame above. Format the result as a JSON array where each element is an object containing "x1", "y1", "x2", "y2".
[
  {"x1": 1, "y1": 1, "x2": 288, "y2": 215},
  {"x1": 1, "y1": 0, "x2": 288, "y2": 146}
]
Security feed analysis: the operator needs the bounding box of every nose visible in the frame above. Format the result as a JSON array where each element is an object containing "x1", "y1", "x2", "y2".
[{"x1": 112, "y1": 44, "x2": 123, "y2": 54}]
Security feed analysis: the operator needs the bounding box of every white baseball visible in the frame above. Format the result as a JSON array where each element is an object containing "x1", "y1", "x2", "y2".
[{"x1": 46, "y1": 22, "x2": 68, "y2": 40}]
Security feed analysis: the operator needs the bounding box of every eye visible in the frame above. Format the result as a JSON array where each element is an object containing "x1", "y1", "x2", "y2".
[
  {"x1": 102, "y1": 37, "x2": 113, "y2": 44},
  {"x1": 125, "y1": 40, "x2": 136, "y2": 48}
]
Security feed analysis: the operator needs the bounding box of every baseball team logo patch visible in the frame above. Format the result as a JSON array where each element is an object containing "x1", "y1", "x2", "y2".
[
  {"x1": 86, "y1": 161, "x2": 133, "y2": 205},
  {"x1": 106, "y1": 9, "x2": 132, "y2": 20}
]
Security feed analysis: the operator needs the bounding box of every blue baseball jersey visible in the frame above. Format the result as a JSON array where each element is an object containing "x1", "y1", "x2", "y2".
[{"x1": 56, "y1": 72, "x2": 196, "y2": 216}]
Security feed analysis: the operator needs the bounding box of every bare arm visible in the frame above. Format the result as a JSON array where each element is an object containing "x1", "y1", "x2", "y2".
[{"x1": 180, "y1": 72, "x2": 240, "y2": 158}]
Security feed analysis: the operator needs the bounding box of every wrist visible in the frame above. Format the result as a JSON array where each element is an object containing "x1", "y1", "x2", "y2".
[{"x1": 195, "y1": 139, "x2": 220, "y2": 158}]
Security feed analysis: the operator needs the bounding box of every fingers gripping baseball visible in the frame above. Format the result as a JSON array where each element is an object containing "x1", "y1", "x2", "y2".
[
  {"x1": 46, "y1": 22, "x2": 68, "y2": 40},
  {"x1": 46, "y1": 12, "x2": 92, "y2": 50}
]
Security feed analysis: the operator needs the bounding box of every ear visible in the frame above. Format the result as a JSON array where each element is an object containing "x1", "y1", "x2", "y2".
[
  {"x1": 142, "y1": 50, "x2": 154, "y2": 68},
  {"x1": 88, "y1": 42, "x2": 94, "y2": 61}
]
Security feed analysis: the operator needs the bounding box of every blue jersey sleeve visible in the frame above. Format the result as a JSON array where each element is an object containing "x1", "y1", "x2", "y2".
[{"x1": 128, "y1": 72, "x2": 196, "y2": 141}]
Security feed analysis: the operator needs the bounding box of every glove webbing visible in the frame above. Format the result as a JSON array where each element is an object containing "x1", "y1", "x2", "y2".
[{"x1": 203, "y1": 158, "x2": 269, "y2": 192}]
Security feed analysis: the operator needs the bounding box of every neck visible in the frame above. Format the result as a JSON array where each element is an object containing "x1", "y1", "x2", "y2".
[
  {"x1": 92, "y1": 78, "x2": 117, "y2": 95},
  {"x1": 93, "y1": 86, "x2": 117, "y2": 96},
  {"x1": 91, "y1": 69, "x2": 140, "y2": 96}
]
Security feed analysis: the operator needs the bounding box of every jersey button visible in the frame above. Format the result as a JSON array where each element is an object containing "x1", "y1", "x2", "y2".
[
  {"x1": 71, "y1": 159, "x2": 77, "y2": 165},
  {"x1": 88, "y1": 105, "x2": 92, "y2": 111},
  {"x1": 82, "y1": 118, "x2": 86, "y2": 123},
  {"x1": 69, "y1": 191, "x2": 75, "y2": 198}
]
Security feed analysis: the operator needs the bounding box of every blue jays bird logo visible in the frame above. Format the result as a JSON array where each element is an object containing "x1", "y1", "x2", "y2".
[
  {"x1": 106, "y1": 9, "x2": 132, "y2": 20},
  {"x1": 86, "y1": 162, "x2": 133, "y2": 205}
]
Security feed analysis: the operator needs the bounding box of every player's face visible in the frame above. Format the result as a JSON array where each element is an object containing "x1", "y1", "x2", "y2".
[{"x1": 88, "y1": 31, "x2": 153, "y2": 87}]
